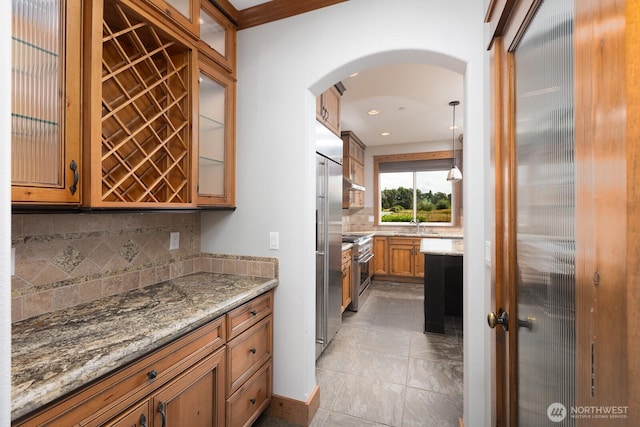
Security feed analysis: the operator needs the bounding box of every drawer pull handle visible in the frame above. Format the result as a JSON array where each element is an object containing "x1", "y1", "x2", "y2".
[
  {"x1": 140, "y1": 413, "x2": 148, "y2": 427},
  {"x1": 250, "y1": 398, "x2": 256, "y2": 405},
  {"x1": 158, "y1": 402, "x2": 166, "y2": 427},
  {"x1": 147, "y1": 370, "x2": 158, "y2": 380},
  {"x1": 250, "y1": 348, "x2": 257, "y2": 354},
  {"x1": 250, "y1": 310, "x2": 257, "y2": 316}
]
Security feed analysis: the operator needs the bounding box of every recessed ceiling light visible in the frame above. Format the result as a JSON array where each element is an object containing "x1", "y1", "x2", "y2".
[
  {"x1": 449, "y1": 125, "x2": 460, "y2": 130},
  {"x1": 350, "y1": 72, "x2": 359, "y2": 77},
  {"x1": 381, "y1": 132, "x2": 391, "y2": 136},
  {"x1": 367, "y1": 109, "x2": 380, "y2": 115}
]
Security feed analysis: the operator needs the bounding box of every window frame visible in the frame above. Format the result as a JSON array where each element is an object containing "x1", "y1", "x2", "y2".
[{"x1": 373, "y1": 150, "x2": 462, "y2": 227}]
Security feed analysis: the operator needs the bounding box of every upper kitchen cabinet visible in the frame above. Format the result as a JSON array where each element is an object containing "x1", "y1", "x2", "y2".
[
  {"x1": 341, "y1": 131, "x2": 366, "y2": 209},
  {"x1": 144, "y1": 0, "x2": 200, "y2": 38},
  {"x1": 11, "y1": 0, "x2": 82, "y2": 205},
  {"x1": 199, "y1": 0, "x2": 236, "y2": 75},
  {"x1": 83, "y1": 0, "x2": 198, "y2": 208},
  {"x1": 316, "y1": 83, "x2": 345, "y2": 137},
  {"x1": 197, "y1": 54, "x2": 236, "y2": 207}
]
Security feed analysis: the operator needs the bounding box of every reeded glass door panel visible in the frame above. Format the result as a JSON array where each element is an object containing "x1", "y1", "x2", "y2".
[
  {"x1": 514, "y1": 0, "x2": 576, "y2": 424},
  {"x1": 198, "y1": 72, "x2": 226, "y2": 196},
  {"x1": 12, "y1": 0, "x2": 62, "y2": 187}
]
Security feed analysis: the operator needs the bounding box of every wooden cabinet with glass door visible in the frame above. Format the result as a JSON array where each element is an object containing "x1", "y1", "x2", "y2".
[
  {"x1": 199, "y1": 0, "x2": 236, "y2": 76},
  {"x1": 143, "y1": 0, "x2": 200, "y2": 38},
  {"x1": 11, "y1": 0, "x2": 82, "y2": 205},
  {"x1": 196, "y1": 55, "x2": 236, "y2": 207}
]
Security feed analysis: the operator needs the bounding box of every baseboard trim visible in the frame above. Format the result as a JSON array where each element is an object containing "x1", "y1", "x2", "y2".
[{"x1": 266, "y1": 385, "x2": 320, "y2": 426}]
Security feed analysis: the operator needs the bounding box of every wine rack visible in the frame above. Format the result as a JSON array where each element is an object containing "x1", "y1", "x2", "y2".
[{"x1": 98, "y1": 0, "x2": 193, "y2": 205}]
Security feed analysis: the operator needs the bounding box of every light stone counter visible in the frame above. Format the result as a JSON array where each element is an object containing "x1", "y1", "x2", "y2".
[
  {"x1": 419, "y1": 238, "x2": 464, "y2": 256},
  {"x1": 11, "y1": 272, "x2": 278, "y2": 420}
]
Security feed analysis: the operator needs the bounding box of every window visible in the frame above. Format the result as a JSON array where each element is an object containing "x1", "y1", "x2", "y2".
[{"x1": 374, "y1": 152, "x2": 461, "y2": 226}]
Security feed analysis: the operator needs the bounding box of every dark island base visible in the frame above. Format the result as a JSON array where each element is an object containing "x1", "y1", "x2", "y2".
[{"x1": 424, "y1": 254, "x2": 463, "y2": 334}]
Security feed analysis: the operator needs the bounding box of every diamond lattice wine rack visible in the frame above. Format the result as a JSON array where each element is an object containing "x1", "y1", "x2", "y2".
[{"x1": 91, "y1": 0, "x2": 195, "y2": 207}]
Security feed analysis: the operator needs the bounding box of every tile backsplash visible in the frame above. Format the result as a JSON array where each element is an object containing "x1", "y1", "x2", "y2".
[{"x1": 11, "y1": 212, "x2": 277, "y2": 322}]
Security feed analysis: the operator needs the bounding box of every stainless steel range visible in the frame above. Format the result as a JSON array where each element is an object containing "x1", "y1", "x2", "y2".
[{"x1": 342, "y1": 233, "x2": 374, "y2": 311}]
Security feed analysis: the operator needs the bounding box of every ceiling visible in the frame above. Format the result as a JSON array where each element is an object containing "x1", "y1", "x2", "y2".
[{"x1": 227, "y1": 1, "x2": 464, "y2": 148}]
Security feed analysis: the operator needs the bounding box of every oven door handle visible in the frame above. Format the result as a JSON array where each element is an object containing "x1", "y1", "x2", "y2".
[{"x1": 357, "y1": 252, "x2": 375, "y2": 263}]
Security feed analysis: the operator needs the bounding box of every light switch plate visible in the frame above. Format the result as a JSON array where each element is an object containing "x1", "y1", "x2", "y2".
[
  {"x1": 269, "y1": 232, "x2": 279, "y2": 250},
  {"x1": 484, "y1": 240, "x2": 491, "y2": 267},
  {"x1": 169, "y1": 232, "x2": 180, "y2": 250}
]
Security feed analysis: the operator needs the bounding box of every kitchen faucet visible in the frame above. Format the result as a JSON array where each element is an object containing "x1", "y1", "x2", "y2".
[{"x1": 410, "y1": 219, "x2": 421, "y2": 233}]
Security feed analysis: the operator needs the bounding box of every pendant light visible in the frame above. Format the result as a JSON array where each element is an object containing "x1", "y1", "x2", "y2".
[{"x1": 447, "y1": 100, "x2": 462, "y2": 182}]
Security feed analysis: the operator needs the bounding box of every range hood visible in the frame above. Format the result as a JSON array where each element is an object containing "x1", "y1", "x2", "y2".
[{"x1": 343, "y1": 177, "x2": 365, "y2": 192}]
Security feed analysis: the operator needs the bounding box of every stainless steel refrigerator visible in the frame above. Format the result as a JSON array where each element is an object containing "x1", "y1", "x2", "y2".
[{"x1": 315, "y1": 123, "x2": 342, "y2": 359}]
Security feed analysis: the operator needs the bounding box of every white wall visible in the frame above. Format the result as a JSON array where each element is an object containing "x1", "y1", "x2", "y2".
[
  {"x1": 1, "y1": 2, "x2": 12, "y2": 426},
  {"x1": 200, "y1": 0, "x2": 490, "y2": 425}
]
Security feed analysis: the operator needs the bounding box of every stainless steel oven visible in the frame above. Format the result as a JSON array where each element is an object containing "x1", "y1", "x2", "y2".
[{"x1": 342, "y1": 234, "x2": 374, "y2": 311}]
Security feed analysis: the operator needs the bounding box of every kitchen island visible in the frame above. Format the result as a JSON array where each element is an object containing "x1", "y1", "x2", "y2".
[
  {"x1": 420, "y1": 238, "x2": 463, "y2": 334},
  {"x1": 11, "y1": 272, "x2": 277, "y2": 422}
]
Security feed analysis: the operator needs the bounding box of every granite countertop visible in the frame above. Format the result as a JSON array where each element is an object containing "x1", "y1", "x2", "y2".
[
  {"x1": 346, "y1": 230, "x2": 464, "y2": 239},
  {"x1": 419, "y1": 238, "x2": 464, "y2": 256},
  {"x1": 11, "y1": 272, "x2": 278, "y2": 420}
]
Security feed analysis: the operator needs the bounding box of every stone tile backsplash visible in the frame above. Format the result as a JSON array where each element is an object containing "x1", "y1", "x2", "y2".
[{"x1": 11, "y1": 212, "x2": 278, "y2": 322}]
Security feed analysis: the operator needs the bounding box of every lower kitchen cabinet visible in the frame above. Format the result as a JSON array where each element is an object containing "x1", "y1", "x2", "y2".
[
  {"x1": 389, "y1": 237, "x2": 424, "y2": 279},
  {"x1": 225, "y1": 292, "x2": 274, "y2": 427},
  {"x1": 374, "y1": 237, "x2": 424, "y2": 281},
  {"x1": 13, "y1": 291, "x2": 275, "y2": 427},
  {"x1": 341, "y1": 248, "x2": 352, "y2": 312},
  {"x1": 150, "y1": 347, "x2": 226, "y2": 427},
  {"x1": 373, "y1": 236, "x2": 389, "y2": 276}
]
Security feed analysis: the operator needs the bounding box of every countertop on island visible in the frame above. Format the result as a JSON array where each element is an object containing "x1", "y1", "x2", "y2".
[
  {"x1": 11, "y1": 272, "x2": 278, "y2": 420},
  {"x1": 419, "y1": 238, "x2": 464, "y2": 256}
]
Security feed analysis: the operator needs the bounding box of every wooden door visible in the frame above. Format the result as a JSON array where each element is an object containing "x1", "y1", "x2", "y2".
[
  {"x1": 487, "y1": 0, "x2": 637, "y2": 424},
  {"x1": 151, "y1": 348, "x2": 226, "y2": 427},
  {"x1": 373, "y1": 236, "x2": 389, "y2": 275},
  {"x1": 105, "y1": 401, "x2": 150, "y2": 427}
]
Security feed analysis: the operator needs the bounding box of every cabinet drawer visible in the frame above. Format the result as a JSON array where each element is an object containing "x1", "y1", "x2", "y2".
[
  {"x1": 227, "y1": 291, "x2": 273, "y2": 340},
  {"x1": 389, "y1": 237, "x2": 421, "y2": 246},
  {"x1": 226, "y1": 361, "x2": 272, "y2": 427},
  {"x1": 15, "y1": 317, "x2": 225, "y2": 427},
  {"x1": 342, "y1": 249, "x2": 352, "y2": 265},
  {"x1": 227, "y1": 316, "x2": 272, "y2": 396}
]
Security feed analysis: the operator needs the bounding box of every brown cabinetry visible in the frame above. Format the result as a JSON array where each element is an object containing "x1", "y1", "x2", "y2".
[
  {"x1": 316, "y1": 85, "x2": 342, "y2": 136},
  {"x1": 11, "y1": 0, "x2": 82, "y2": 205},
  {"x1": 341, "y1": 248, "x2": 352, "y2": 312},
  {"x1": 13, "y1": 0, "x2": 236, "y2": 208},
  {"x1": 373, "y1": 236, "x2": 423, "y2": 281},
  {"x1": 389, "y1": 237, "x2": 424, "y2": 279},
  {"x1": 373, "y1": 236, "x2": 389, "y2": 276},
  {"x1": 225, "y1": 291, "x2": 273, "y2": 427},
  {"x1": 341, "y1": 131, "x2": 366, "y2": 209}
]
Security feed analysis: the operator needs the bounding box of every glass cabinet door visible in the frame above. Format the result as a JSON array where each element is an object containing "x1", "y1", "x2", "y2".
[
  {"x1": 145, "y1": 0, "x2": 199, "y2": 36},
  {"x1": 11, "y1": 0, "x2": 81, "y2": 204},
  {"x1": 199, "y1": 1, "x2": 236, "y2": 74},
  {"x1": 197, "y1": 59, "x2": 235, "y2": 206}
]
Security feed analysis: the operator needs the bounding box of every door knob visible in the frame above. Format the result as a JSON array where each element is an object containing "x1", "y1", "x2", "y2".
[
  {"x1": 518, "y1": 316, "x2": 536, "y2": 331},
  {"x1": 487, "y1": 309, "x2": 509, "y2": 331}
]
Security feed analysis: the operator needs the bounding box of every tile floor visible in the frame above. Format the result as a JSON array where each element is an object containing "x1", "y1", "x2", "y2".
[{"x1": 254, "y1": 280, "x2": 463, "y2": 426}]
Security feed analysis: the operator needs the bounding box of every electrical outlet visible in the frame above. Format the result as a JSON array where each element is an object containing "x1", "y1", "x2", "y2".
[{"x1": 169, "y1": 232, "x2": 180, "y2": 250}]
